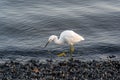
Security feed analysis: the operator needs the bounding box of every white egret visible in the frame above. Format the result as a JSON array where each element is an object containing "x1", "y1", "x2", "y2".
[{"x1": 44, "y1": 30, "x2": 85, "y2": 59}]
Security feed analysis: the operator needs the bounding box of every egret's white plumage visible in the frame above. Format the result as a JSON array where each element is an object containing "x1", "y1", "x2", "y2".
[
  {"x1": 59, "y1": 30, "x2": 84, "y2": 45},
  {"x1": 45, "y1": 30, "x2": 85, "y2": 59}
]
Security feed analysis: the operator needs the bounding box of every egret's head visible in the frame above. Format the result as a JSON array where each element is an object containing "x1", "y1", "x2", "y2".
[
  {"x1": 44, "y1": 35, "x2": 57, "y2": 48},
  {"x1": 48, "y1": 35, "x2": 57, "y2": 42}
]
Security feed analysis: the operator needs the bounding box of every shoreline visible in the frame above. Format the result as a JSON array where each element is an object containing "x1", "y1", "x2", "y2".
[{"x1": 0, "y1": 59, "x2": 120, "y2": 80}]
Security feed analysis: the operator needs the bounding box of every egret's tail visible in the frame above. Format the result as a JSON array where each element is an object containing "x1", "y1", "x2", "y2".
[{"x1": 81, "y1": 36, "x2": 85, "y2": 41}]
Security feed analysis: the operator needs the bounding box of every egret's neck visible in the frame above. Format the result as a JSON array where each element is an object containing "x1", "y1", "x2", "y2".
[{"x1": 54, "y1": 37, "x2": 63, "y2": 45}]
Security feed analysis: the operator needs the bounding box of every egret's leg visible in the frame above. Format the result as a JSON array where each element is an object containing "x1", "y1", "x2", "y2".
[{"x1": 70, "y1": 45, "x2": 74, "y2": 59}]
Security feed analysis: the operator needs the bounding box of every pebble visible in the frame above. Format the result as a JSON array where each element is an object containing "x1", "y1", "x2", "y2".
[{"x1": 0, "y1": 59, "x2": 120, "y2": 80}]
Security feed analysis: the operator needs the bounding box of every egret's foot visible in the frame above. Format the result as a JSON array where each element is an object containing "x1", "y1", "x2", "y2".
[{"x1": 57, "y1": 52, "x2": 66, "y2": 57}]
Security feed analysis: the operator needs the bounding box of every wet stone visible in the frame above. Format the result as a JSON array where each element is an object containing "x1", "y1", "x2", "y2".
[{"x1": 0, "y1": 59, "x2": 120, "y2": 80}]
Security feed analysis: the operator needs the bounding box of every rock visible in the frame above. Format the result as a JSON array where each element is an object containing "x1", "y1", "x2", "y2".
[{"x1": 0, "y1": 59, "x2": 120, "y2": 79}]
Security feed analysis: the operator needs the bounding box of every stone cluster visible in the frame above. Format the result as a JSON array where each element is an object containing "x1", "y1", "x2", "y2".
[{"x1": 0, "y1": 59, "x2": 120, "y2": 80}]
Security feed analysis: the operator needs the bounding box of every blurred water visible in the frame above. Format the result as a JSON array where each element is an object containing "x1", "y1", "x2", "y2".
[{"x1": 0, "y1": 0, "x2": 120, "y2": 62}]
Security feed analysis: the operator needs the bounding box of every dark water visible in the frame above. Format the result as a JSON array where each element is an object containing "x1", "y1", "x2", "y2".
[{"x1": 0, "y1": 0, "x2": 120, "y2": 62}]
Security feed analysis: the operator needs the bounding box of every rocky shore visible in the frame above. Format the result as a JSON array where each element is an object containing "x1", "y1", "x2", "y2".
[{"x1": 0, "y1": 59, "x2": 120, "y2": 80}]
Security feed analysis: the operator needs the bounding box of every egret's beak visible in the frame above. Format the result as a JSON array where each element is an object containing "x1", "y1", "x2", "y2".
[{"x1": 44, "y1": 41, "x2": 49, "y2": 48}]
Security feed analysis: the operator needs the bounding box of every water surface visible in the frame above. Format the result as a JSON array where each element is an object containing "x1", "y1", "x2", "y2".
[{"x1": 0, "y1": 0, "x2": 120, "y2": 62}]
